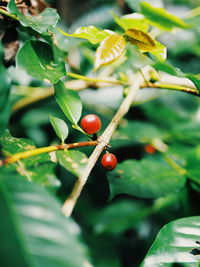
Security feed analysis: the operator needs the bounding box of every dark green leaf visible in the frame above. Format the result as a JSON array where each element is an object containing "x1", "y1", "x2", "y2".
[
  {"x1": 108, "y1": 158, "x2": 186, "y2": 199},
  {"x1": 141, "y1": 216, "x2": 200, "y2": 266},
  {"x1": 54, "y1": 80, "x2": 82, "y2": 124},
  {"x1": 0, "y1": 176, "x2": 90, "y2": 267},
  {"x1": 57, "y1": 150, "x2": 88, "y2": 176},
  {"x1": 8, "y1": 0, "x2": 59, "y2": 35},
  {"x1": 16, "y1": 40, "x2": 65, "y2": 84},
  {"x1": 113, "y1": 121, "x2": 163, "y2": 143},
  {"x1": 50, "y1": 116, "x2": 69, "y2": 143},
  {"x1": 140, "y1": 2, "x2": 190, "y2": 31}
]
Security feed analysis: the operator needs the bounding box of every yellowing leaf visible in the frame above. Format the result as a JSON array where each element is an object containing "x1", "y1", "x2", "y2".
[
  {"x1": 94, "y1": 34, "x2": 126, "y2": 71},
  {"x1": 124, "y1": 28, "x2": 157, "y2": 52},
  {"x1": 57, "y1": 26, "x2": 113, "y2": 44}
]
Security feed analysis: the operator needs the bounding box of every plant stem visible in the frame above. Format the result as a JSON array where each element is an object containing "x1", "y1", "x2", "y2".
[
  {"x1": 163, "y1": 155, "x2": 187, "y2": 176},
  {"x1": 62, "y1": 66, "x2": 152, "y2": 217},
  {"x1": 0, "y1": 8, "x2": 19, "y2": 20},
  {"x1": 144, "y1": 82, "x2": 199, "y2": 96},
  {"x1": 1, "y1": 140, "x2": 97, "y2": 165},
  {"x1": 67, "y1": 72, "x2": 128, "y2": 85}
]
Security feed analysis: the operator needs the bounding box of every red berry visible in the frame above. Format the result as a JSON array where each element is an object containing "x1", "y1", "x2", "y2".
[
  {"x1": 101, "y1": 153, "x2": 117, "y2": 171},
  {"x1": 80, "y1": 114, "x2": 101, "y2": 135},
  {"x1": 144, "y1": 144, "x2": 156, "y2": 154}
]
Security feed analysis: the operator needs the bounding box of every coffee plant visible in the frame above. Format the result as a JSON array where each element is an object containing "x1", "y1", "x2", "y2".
[{"x1": 0, "y1": 0, "x2": 200, "y2": 266}]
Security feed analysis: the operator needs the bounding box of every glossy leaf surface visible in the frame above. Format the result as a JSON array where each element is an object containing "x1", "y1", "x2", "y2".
[
  {"x1": 141, "y1": 216, "x2": 200, "y2": 266},
  {"x1": 0, "y1": 176, "x2": 90, "y2": 267},
  {"x1": 54, "y1": 81, "x2": 82, "y2": 124},
  {"x1": 94, "y1": 34, "x2": 126, "y2": 70},
  {"x1": 17, "y1": 41, "x2": 65, "y2": 84},
  {"x1": 50, "y1": 116, "x2": 69, "y2": 143}
]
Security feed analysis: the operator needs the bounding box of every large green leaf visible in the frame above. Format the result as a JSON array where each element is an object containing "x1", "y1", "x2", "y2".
[
  {"x1": 140, "y1": 2, "x2": 190, "y2": 31},
  {"x1": 58, "y1": 26, "x2": 112, "y2": 44},
  {"x1": 108, "y1": 158, "x2": 186, "y2": 199},
  {"x1": 54, "y1": 80, "x2": 82, "y2": 124},
  {"x1": 94, "y1": 33, "x2": 126, "y2": 71},
  {"x1": 57, "y1": 150, "x2": 88, "y2": 176},
  {"x1": 0, "y1": 130, "x2": 57, "y2": 185},
  {"x1": 16, "y1": 40, "x2": 65, "y2": 84},
  {"x1": 0, "y1": 176, "x2": 90, "y2": 267},
  {"x1": 141, "y1": 216, "x2": 200, "y2": 266},
  {"x1": 50, "y1": 116, "x2": 69, "y2": 143},
  {"x1": 8, "y1": 0, "x2": 59, "y2": 35},
  {"x1": 0, "y1": 44, "x2": 11, "y2": 136}
]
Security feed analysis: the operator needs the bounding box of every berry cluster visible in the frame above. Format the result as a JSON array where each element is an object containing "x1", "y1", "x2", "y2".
[{"x1": 80, "y1": 114, "x2": 117, "y2": 171}]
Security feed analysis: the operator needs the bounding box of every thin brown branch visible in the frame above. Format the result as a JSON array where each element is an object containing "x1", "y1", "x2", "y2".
[{"x1": 61, "y1": 66, "x2": 152, "y2": 217}]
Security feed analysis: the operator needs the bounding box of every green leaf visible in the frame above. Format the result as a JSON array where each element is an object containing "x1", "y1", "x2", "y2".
[
  {"x1": 113, "y1": 12, "x2": 149, "y2": 31},
  {"x1": 50, "y1": 116, "x2": 69, "y2": 143},
  {"x1": 0, "y1": 130, "x2": 57, "y2": 185},
  {"x1": 54, "y1": 80, "x2": 82, "y2": 124},
  {"x1": 113, "y1": 121, "x2": 163, "y2": 143},
  {"x1": 94, "y1": 33, "x2": 126, "y2": 71},
  {"x1": 8, "y1": 0, "x2": 59, "y2": 35},
  {"x1": 108, "y1": 158, "x2": 186, "y2": 199},
  {"x1": 58, "y1": 26, "x2": 113, "y2": 44},
  {"x1": 0, "y1": 44, "x2": 11, "y2": 136},
  {"x1": 0, "y1": 176, "x2": 90, "y2": 267},
  {"x1": 16, "y1": 40, "x2": 65, "y2": 84},
  {"x1": 57, "y1": 150, "x2": 88, "y2": 176},
  {"x1": 140, "y1": 2, "x2": 190, "y2": 31},
  {"x1": 141, "y1": 216, "x2": 200, "y2": 266},
  {"x1": 124, "y1": 28, "x2": 157, "y2": 52}
]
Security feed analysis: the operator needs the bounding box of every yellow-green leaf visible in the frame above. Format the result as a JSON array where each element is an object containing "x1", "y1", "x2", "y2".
[
  {"x1": 57, "y1": 26, "x2": 113, "y2": 44},
  {"x1": 124, "y1": 28, "x2": 157, "y2": 52},
  {"x1": 113, "y1": 12, "x2": 149, "y2": 32},
  {"x1": 94, "y1": 34, "x2": 126, "y2": 71},
  {"x1": 140, "y1": 2, "x2": 190, "y2": 31},
  {"x1": 150, "y1": 41, "x2": 167, "y2": 61}
]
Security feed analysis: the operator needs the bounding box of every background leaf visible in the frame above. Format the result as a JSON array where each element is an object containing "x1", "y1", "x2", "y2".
[
  {"x1": 113, "y1": 13, "x2": 149, "y2": 31},
  {"x1": 16, "y1": 40, "x2": 65, "y2": 84},
  {"x1": 0, "y1": 44, "x2": 11, "y2": 136},
  {"x1": 0, "y1": 176, "x2": 90, "y2": 267},
  {"x1": 58, "y1": 26, "x2": 112, "y2": 44},
  {"x1": 50, "y1": 116, "x2": 69, "y2": 143},
  {"x1": 8, "y1": 0, "x2": 59, "y2": 35},
  {"x1": 141, "y1": 216, "x2": 200, "y2": 266},
  {"x1": 108, "y1": 158, "x2": 186, "y2": 199},
  {"x1": 94, "y1": 34, "x2": 126, "y2": 70},
  {"x1": 140, "y1": 2, "x2": 190, "y2": 31},
  {"x1": 54, "y1": 80, "x2": 82, "y2": 124},
  {"x1": 57, "y1": 150, "x2": 88, "y2": 176}
]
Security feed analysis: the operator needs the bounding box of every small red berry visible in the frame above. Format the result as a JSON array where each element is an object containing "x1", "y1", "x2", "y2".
[
  {"x1": 144, "y1": 144, "x2": 156, "y2": 154},
  {"x1": 80, "y1": 114, "x2": 101, "y2": 135},
  {"x1": 101, "y1": 153, "x2": 117, "y2": 171}
]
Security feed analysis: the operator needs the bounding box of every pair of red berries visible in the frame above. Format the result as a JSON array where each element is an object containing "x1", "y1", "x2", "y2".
[{"x1": 80, "y1": 114, "x2": 117, "y2": 171}]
